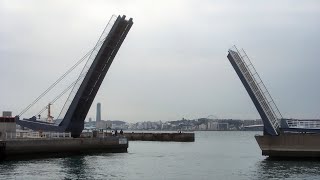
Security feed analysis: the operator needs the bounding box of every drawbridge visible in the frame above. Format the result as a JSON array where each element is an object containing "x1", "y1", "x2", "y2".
[
  {"x1": 227, "y1": 46, "x2": 320, "y2": 136},
  {"x1": 16, "y1": 15, "x2": 133, "y2": 137},
  {"x1": 227, "y1": 46, "x2": 282, "y2": 136},
  {"x1": 228, "y1": 46, "x2": 320, "y2": 157}
]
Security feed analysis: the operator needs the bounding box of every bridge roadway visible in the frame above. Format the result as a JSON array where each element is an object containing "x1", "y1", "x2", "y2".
[{"x1": 16, "y1": 15, "x2": 133, "y2": 138}]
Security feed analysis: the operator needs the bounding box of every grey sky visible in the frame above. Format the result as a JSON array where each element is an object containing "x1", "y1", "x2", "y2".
[{"x1": 1, "y1": 0, "x2": 320, "y2": 122}]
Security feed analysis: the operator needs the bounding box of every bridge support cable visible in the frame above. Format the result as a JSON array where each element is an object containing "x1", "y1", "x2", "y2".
[
  {"x1": 16, "y1": 15, "x2": 134, "y2": 138},
  {"x1": 18, "y1": 51, "x2": 92, "y2": 117},
  {"x1": 57, "y1": 15, "x2": 118, "y2": 120},
  {"x1": 35, "y1": 80, "x2": 78, "y2": 117},
  {"x1": 61, "y1": 15, "x2": 133, "y2": 137},
  {"x1": 227, "y1": 46, "x2": 282, "y2": 136},
  {"x1": 18, "y1": 15, "x2": 118, "y2": 118}
]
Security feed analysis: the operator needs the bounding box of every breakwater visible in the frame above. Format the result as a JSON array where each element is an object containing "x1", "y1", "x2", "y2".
[
  {"x1": 82, "y1": 131, "x2": 195, "y2": 142},
  {"x1": 123, "y1": 132, "x2": 195, "y2": 142}
]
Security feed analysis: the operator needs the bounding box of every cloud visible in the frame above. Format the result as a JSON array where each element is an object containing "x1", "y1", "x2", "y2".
[{"x1": 1, "y1": 0, "x2": 320, "y2": 121}]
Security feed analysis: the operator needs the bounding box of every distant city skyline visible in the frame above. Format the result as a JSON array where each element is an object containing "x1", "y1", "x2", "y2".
[{"x1": 1, "y1": 1, "x2": 320, "y2": 122}]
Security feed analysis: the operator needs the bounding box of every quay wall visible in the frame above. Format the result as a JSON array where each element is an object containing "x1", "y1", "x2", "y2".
[
  {"x1": 0, "y1": 137, "x2": 128, "y2": 160},
  {"x1": 86, "y1": 132, "x2": 195, "y2": 142},
  {"x1": 123, "y1": 132, "x2": 195, "y2": 142}
]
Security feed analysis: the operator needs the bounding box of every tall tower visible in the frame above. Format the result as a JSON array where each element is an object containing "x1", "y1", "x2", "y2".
[{"x1": 96, "y1": 103, "x2": 101, "y2": 122}]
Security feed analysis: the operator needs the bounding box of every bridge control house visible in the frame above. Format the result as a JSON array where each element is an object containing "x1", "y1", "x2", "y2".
[{"x1": 0, "y1": 111, "x2": 16, "y2": 140}]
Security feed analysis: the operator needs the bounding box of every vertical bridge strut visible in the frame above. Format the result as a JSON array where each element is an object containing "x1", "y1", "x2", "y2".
[
  {"x1": 16, "y1": 15, "x2": 133, "y2": 137},
  {"x1": 227, "y1": 46, "x2": 282, "y2": 136}
]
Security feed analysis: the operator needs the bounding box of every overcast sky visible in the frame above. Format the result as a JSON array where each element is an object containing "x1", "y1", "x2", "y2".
[{"x1": 1, "y1": 0, "x2": 320, "y2": 122}]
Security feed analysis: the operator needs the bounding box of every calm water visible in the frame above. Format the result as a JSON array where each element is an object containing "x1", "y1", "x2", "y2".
[{"x1": 1, "y1": 131, "x2": 320, "y2": 180}]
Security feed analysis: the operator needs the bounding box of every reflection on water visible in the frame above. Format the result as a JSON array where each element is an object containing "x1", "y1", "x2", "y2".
[
  {"x1": 1, "y1": 132, "x2": 320, "y2": 180},
  {"x1": 255, "y1": 159, "x2": 320, "y2": 180},
  {"x1": 60, "y1": 155, "x2": 93, "y2": 180},
  {"x1": 0, "y1": 160, "x2": 17, "y2": 178},
  {"x1": 0, "y1": 153, "x2": 127, "y2": 179}
]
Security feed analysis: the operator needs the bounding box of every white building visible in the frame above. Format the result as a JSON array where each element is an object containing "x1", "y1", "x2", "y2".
[{"x1": 198, "y1": 123, "x2": 207, "y2": 130}]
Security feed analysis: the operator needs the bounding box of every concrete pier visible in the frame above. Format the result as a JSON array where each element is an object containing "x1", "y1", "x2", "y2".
[
  {"x1": 82, "y1": 131, "x2": 195, "y2": 142},
  {"x1": 255, "y1": 133, "x2": 320, "y2": 158},
  {"x1": 123, "y1": 132, "x2": 195, "y2": 142},
  {"x1": 0, "y1": 137, "x2": 128, "y2": 160}
]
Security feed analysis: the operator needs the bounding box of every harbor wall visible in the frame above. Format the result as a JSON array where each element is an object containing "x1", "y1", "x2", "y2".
[
  {"x1": 84, "y1": 132, "x2": 195, "y2": 142},
  {"x1": 0, "y1": 137, "x2": 128, "y2": 160},
  {"x1": 123, "y1": 132, "x2": 195, "y2": 142}
]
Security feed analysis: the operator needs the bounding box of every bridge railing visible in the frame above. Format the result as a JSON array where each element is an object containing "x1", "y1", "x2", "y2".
[
  {"x1": 228, "y1": 46, "x2": 282, "y2": 134},
  {"x1": 286, "y1": 119, "x2": 320, "y2": 129},
  {"x1": 4, "y1": 131, "x2": 72, "y2": 139}
]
